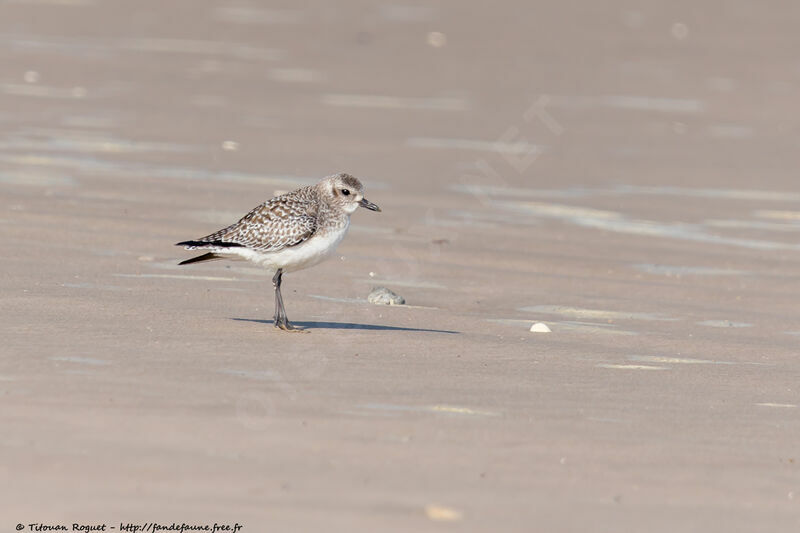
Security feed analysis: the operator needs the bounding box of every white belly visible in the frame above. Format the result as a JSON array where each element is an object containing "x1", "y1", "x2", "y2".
[{"x1": 229, "y1": 220, "x2": 350, "y2": 273}]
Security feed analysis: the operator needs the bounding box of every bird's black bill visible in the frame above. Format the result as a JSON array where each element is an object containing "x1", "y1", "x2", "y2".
[{"x1": 359, "y1": 198, "x2": 381, "y2": 212}]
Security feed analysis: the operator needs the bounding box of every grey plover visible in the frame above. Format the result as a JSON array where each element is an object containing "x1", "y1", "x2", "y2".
[{"x1": 176, "y1": 173, "x2": 381, "y2": 331}]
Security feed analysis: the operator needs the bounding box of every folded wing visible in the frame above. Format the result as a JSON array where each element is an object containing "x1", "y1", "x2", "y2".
[{"x1": 177, "y1": 196, "x2": 318, "y2": 254}]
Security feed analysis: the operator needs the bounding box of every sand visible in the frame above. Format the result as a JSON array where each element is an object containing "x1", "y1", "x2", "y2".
[{"x1": 2, "y1": 1, "x2": 800, "y2": 531}]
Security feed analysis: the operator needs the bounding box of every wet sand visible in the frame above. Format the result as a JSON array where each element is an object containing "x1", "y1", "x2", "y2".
[{"x1": 2, "y1": 1, "x2": 800, "y2": 531}]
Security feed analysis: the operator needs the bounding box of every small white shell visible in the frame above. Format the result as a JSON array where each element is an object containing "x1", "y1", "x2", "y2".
[{"x1": 530, "y1": 322, "x2": 551, "y2": 333}]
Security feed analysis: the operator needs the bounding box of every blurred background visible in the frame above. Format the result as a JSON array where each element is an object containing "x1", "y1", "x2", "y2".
[
  {"x1": 3, "y1": 1, "x2": 800, "y2": 531},
  {"x1": 5, "y1": 0, "x2": 799, "y2": 192}
]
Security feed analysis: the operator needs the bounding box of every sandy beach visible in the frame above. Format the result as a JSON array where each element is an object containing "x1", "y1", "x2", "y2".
[{"x1": 2, "y1": 1, "x2": 800, "y2": 531}]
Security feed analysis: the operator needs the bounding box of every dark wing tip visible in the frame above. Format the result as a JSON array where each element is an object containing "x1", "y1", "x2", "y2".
[
  {"x1": 178, "y1": 252, "x2": 223, "y2": 265},
  {"x1": 176, "y1": 240, "x2": 245, "y2": 248}
]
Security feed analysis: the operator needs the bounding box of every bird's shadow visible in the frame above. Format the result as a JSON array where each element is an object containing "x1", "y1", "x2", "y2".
[{"x1": 231, "y1": 318, "x2": 459, "y2": 334}]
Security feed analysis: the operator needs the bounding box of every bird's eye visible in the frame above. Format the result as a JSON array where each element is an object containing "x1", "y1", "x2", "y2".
[{"x1": 341, "y1": 189, "x2": 350, "y2": 196}]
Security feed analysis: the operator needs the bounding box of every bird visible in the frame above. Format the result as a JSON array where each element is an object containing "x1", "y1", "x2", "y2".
[{"x1": 176, "y1": 172, "x2": 381, "y2": 331}]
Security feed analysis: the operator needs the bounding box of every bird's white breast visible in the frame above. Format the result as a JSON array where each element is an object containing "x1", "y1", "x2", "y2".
[{"x1": 230, "y1": 219, "x2": 350, "y2": 273}]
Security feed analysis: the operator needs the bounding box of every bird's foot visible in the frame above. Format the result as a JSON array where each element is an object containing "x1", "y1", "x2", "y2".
[{"x1": 275, "y1": 319, "x2": 307, "y2": 333}]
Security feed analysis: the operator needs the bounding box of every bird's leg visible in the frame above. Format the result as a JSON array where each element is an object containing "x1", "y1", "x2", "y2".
[
  {"x1": 272, "y1": 269, "x2": 284, "y2": 326},
  {"x1": 272, "y1": 268, "x2": 305, "y2": 332}
]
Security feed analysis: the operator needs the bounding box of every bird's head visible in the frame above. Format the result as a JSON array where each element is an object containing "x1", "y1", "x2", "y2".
[{"x1": 322, "y1": 172, "x2": 381, "y2": 215}]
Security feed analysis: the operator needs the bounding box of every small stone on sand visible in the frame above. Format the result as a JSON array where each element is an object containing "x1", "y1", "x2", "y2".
[
  {"x1": 368, "y1": 286, "x2": 405, "y2": 305},
  {"x1": 530, "y1": 322, "x2": 551, "y2": 333}
]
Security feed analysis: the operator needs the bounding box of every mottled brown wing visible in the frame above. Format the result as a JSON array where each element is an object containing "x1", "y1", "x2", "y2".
[{"x1": 198, "y1": 196, "x2": 317, "y2": 252}]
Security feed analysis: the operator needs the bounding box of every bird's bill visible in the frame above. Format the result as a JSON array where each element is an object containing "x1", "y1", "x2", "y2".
[{"x1": 359, "y1": 198, "x2": 381, "y2": 212}]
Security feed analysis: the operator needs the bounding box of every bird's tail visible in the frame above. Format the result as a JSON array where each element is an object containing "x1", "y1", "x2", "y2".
[{"x1": 176, "y1": 239, "x2": 244, "y2": 265}]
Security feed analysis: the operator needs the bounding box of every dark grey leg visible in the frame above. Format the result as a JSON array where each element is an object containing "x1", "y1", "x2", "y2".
[
  {"x1": 272, "y1": 268, "x2": 304, "y2": 332},
  {"x1": 272, "y1": 269, "x2": 284, "y2": 326}
]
